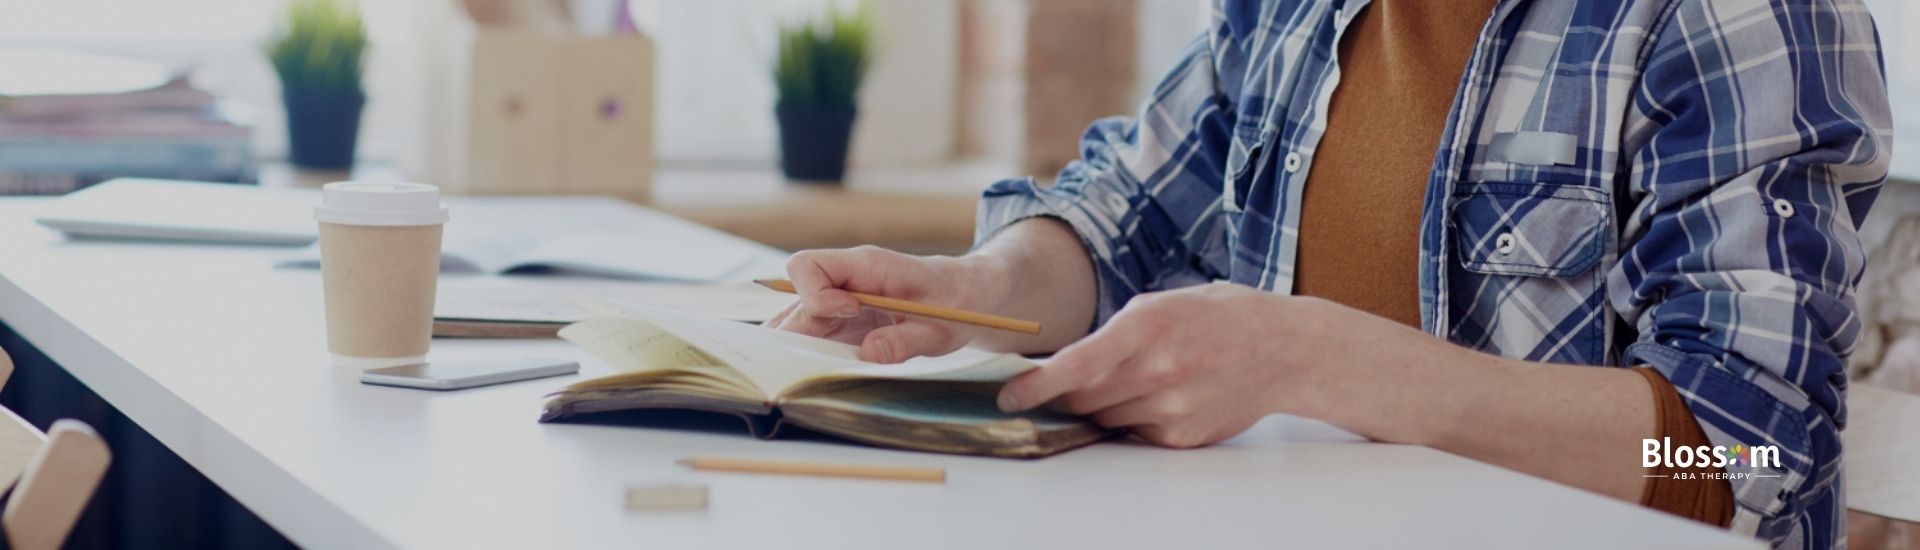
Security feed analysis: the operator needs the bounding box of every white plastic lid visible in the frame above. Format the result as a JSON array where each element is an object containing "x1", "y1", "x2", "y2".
[{"x1": 313, "y1": 181, "x2": 450, "y2": 226}]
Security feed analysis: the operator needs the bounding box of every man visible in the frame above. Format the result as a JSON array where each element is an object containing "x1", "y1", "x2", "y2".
[{"x1": 768, "y1": 0, "x2": 1891, "y2": 547}]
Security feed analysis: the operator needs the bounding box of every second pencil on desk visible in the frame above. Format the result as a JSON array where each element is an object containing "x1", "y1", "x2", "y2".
[
  {"x1": 753, "y1": 278, "x2": 1042, "y2": 335},
  {"x1": 677, "y1": 456, "x2": 947, "y2": 483}
]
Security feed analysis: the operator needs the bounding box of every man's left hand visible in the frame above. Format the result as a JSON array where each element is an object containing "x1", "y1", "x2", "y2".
[{"x1": 996, "y1": 283, "x2": 1401, "y2": 448}]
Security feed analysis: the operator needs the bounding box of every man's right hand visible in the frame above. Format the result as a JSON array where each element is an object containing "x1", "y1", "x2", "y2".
[
  {"x1": 767, "y1": 218, "x2": 1099, "y2": 363},
  {"x1": 766, "y1": 246, "x2": 994, "y2": 363}
]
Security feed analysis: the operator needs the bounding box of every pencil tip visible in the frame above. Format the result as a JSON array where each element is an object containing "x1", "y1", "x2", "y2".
[{"x1": 752, "y1": 279, "x2": 775, "y2": 288}]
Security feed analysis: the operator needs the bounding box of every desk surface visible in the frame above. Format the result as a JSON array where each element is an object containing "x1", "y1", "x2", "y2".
[{"x1": 0, "y1": 197, "x2": 1757, "y2": 549}]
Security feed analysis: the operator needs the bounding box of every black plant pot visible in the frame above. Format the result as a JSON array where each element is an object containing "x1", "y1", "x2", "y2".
[
  {"x1": 283, "y1": 89, "x2": 365, "y2": 170},
  {"x1": 776, "y1": 103, "x2": 857, "y2": 183}
]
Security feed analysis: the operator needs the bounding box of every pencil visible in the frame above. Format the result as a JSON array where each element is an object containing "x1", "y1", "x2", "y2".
[
  {"x1": 676, "y1": 456, "x2": 947, "y2": 483},
  {"x1": 754, "y1": 278, "x2": 1042, "y2": 335}
]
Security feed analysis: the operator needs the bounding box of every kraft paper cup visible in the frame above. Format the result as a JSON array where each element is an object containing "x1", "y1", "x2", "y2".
[{"x1": 314, "y1": 182, "x2": 449, "y2": 369}]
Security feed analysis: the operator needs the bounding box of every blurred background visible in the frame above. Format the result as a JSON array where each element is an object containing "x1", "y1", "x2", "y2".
[
  {"x1": 0, "y1": 0, "x2": 1227, "y2": 256},
  {"x1": 0, "y1": 0, "x2": 1912, "y2": 254},
  {"x1": 0, "y1": 2, "x2": 1916, "y2": 548}
]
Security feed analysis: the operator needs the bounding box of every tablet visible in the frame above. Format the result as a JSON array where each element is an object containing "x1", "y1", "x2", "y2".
[{"x1": 34, "y1": 179, "x2": 319, "y2": 245}]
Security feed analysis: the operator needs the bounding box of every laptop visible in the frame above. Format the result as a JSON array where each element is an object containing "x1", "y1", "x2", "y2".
[{"x1": 34, "y1": 179, "x2": 319, "y2": 245}]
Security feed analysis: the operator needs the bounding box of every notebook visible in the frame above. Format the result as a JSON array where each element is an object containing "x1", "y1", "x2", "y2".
[
  {"x1": 278, "y1": 226, "x2": 759, "y2": 282},
  {"x1": 34, "y1": 179, "x2": 318, "y2": 245},
  {"x1": 432, "y1": 278, "x2": 790, "y2": 338},
  {"x1": 542, "y1": 306, "x2": 1116, "y2": 458}
]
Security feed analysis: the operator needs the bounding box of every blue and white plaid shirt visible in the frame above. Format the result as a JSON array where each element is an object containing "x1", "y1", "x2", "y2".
[{"x1": 976, "y1": 0, "x2": 1892, "y2": 547}]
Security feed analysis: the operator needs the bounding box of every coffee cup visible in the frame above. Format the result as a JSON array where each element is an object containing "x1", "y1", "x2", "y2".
[{"x1": 314, "y1": 182, "x2": 449, "y2": 368}]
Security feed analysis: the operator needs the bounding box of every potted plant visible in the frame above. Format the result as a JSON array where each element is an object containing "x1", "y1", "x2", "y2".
[
  {"x1": 265, "y1": 0, "x2": 368, "y2": 170},
  {"x1": 773, "y1": 4, "x2": 871, "y2": 183}
]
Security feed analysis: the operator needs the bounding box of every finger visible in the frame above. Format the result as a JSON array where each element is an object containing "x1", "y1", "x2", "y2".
[
  {"x1": 1089, "y1": 394, "x2": 1209, "y2": 449},
  {"x1": 997, "y1": 321, "x2": 1147, "y2": 412},
  {"x1": 813, "y1": 309, "x2": 899, "y2": 346},
  {"x1": 785, "y1": 250, "x2": 864, "y2": 319},
  {"x1": 1089, "y1": 395, "x2": 1158, "y2": 428},
  {"x1": 859, "y1": 321, "x2": 962, "y2": 363},
  {"x1": 1059, "y1": 354, "x2": 1173, "y2": 414},
  {"x1": 1129, "y1": 424, "x2": 1214, "y2": 449},
  {"x1": 774, "y1": 303, "x2": 845, "y2": 338},
  {"x1": 764, "y1": 300, "x2": 801, "y2": 328}
]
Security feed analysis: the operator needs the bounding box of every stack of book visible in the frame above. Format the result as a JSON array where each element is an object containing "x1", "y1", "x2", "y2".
[{"x1": 0, "y1": 48, "x2": 253, "y2": 195}]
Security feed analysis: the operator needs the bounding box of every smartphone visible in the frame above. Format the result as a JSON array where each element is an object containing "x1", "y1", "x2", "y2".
[{"x1": 359, "y1": 357, "x2": 579, "y2": 391}]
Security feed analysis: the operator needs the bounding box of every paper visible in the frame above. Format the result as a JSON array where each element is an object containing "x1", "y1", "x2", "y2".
[
  {"x1": 278, "y1": 228, "x2": 759, "y2": 282},
  {"x1": 433, "y1": 278, "x2": 789, "y2": 324},
  {"x1": 559, "y1": 306, "x2": 1038, "y2": 399}
]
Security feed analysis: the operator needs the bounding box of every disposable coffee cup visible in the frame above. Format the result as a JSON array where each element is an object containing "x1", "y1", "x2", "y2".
[{"x1": 315, "y1": 182, "x2": 449, "y2": 369}]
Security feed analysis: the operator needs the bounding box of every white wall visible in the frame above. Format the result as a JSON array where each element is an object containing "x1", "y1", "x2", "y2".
[
  {"x1": 0, "y1": 0, "x2": 958, "y2": 172},
  {"x1": 1134, "y1": 0, "x2": 1209, "y2": 106},
  {"x1": 624, "y1": 0, "x2": 955, "y2": 167}
]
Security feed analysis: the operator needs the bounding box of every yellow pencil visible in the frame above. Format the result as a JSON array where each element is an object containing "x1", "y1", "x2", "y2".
[
  {"x1": 754, "y1": 278, "x2": 1042, "y2": 335},
  {"x1": 676, "y1": 456, "x2": 947, "y2": 483}
]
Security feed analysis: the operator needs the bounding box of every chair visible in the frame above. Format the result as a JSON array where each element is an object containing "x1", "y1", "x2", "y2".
[
  {"x1": 0, "y1": 347, "x2": 113, "y2": 550},
  {"x1": 1845, "y1": 384, "x2": 1920, "y2": 523}
]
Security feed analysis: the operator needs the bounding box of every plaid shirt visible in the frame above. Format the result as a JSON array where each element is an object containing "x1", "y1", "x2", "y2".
[{"x1": 976, "y1": 0, "x2": 1892, "y2": 547}]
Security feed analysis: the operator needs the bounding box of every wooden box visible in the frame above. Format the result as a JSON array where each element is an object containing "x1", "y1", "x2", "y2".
[{"x1": 425, "y1": 25, "x2": 654, "y2": 203}]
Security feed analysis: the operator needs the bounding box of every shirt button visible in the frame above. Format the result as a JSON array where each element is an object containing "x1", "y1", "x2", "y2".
[
  {"x1": 1495, "y1": 233, "x2": 1516, "y2": 255},
  {"x1": 1283, "y1": 151, "x2": 1303, "y2": 173},
  {"x1": 1772, "y1": 198, "x2": 1795, "y2": 218}
]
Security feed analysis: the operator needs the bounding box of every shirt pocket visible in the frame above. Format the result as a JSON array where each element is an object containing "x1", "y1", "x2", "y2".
[
  {"x1": 1447, "y1": 181, "x2": 1613, "y2": 364},
  {"x1": 1450, "y1": 182, "x2": 1608, "y2": 278}
]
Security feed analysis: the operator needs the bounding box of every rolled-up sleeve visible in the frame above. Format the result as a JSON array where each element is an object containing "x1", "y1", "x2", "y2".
[
  {"x1": 975, "y1": 4, "x2": 1239, "y2": 328},
  {"x1": 1608, "y1": 0, "x2": 1892, "y2": 545}
]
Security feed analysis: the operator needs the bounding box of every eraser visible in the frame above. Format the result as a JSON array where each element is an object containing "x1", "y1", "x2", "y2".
[{"x1": 625, "y1": 483, "x2": 709, "y2": 512}]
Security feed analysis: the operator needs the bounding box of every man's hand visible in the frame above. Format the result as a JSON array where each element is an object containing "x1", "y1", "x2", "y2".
[
  {"x1": 767, "y1": 246, "x2": 990, "y2": 363},
  {"x1": 768, "y1": 219, "x2": 1099, "y2": 361},
  {"x1": 995, "y1": 283, "x2": 1343, "y2": 448},
  {"x1": 992, "y1": 282, "x2": 1657, "y2": 504}
]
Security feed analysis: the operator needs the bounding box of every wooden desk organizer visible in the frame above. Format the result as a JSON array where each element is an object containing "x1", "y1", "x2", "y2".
[{"x1": 427, "y1": 26, "x2": 654, "y2": 204}]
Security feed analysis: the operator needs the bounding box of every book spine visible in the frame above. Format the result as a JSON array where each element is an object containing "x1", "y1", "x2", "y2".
[
  {"x1": 0, "y1": 116, "x2": 251, "y2": 140},
  {"x1": 0, "y1": 89, "x2": 218, "y2": 119},
  {"x1": 0, "y1": 168, "x2": 254, "y2": 196},
  {"x1": 0, "y1": 172, "x2": 90, "y2": 195},
  {"x1": 0, "y1": 137, "x2": 252, "y2": 174}
]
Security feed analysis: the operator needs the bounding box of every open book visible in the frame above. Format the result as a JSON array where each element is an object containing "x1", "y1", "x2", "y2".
[
  {"x1": 542, "y1": 307, "x2": 1116, "y2": 458},
  {"x1": 281, "y1": 229, "x2": 758, "y2": 282}
]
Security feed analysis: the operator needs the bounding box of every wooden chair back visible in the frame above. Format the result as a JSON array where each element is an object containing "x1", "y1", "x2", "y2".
[{"x1": 0, "y1": 348, "x2": 113, "y2": 550}]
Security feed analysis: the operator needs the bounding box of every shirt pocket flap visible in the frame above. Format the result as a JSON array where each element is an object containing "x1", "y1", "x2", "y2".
[{"x1": 1451, "y1": 182, "x2": 1608, "y2": 278}]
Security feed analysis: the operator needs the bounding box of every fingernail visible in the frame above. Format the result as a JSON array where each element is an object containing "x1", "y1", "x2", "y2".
[
  {"x1": 874, "y1": 340, "x2": 895, "y2": 363},
  {"x1": 997, "y1": 391, "x2": 1020, "y2": 412}
]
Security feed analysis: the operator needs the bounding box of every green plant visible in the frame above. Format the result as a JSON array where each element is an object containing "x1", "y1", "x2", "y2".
[
  {"x1": 264, "y1": 0, "x2": 368, "y2": 94},
  {"x1": 773, "y1": 3, "x2": 872, "y2": 108}
]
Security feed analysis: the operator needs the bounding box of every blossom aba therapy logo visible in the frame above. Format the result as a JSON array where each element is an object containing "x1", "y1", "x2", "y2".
[{"x1": 1643, "y1": 438, "x2": 1782, "y2": 480}]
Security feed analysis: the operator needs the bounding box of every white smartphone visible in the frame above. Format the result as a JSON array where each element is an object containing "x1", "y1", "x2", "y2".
[{"x1": 359, "y1": 357, "x2": 579, "y2": 391}]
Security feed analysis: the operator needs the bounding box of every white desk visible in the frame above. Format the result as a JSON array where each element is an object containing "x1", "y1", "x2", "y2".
[{"x1": 0, "y1": 197, "x2": 1758, "y2": 549}]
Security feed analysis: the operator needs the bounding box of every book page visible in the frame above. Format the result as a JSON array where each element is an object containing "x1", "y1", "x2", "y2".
[
  {"x1": 567, "y1": 306, "x2": 1038, "y2": 399},
  {"x1": 435, "y1": 278, "x2": 788, "y2": 324},
  {"x1": 557, "y1": 316, "x2": 761, "y2": 397},
  {"x1": 441, "y1": 229, "x2": 540, "y2": 274},
  {"x1": 507, "y1": 231, "x2": 756, "y2": 282},
  {"x1": 272, "y1": 227, "x2": 537, "y2": 274}
]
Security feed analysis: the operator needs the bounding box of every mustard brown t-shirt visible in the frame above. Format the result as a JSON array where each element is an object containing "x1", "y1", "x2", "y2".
[{"x1": 1294, "y1": 0, "x2": 1731, "y2": 526}]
